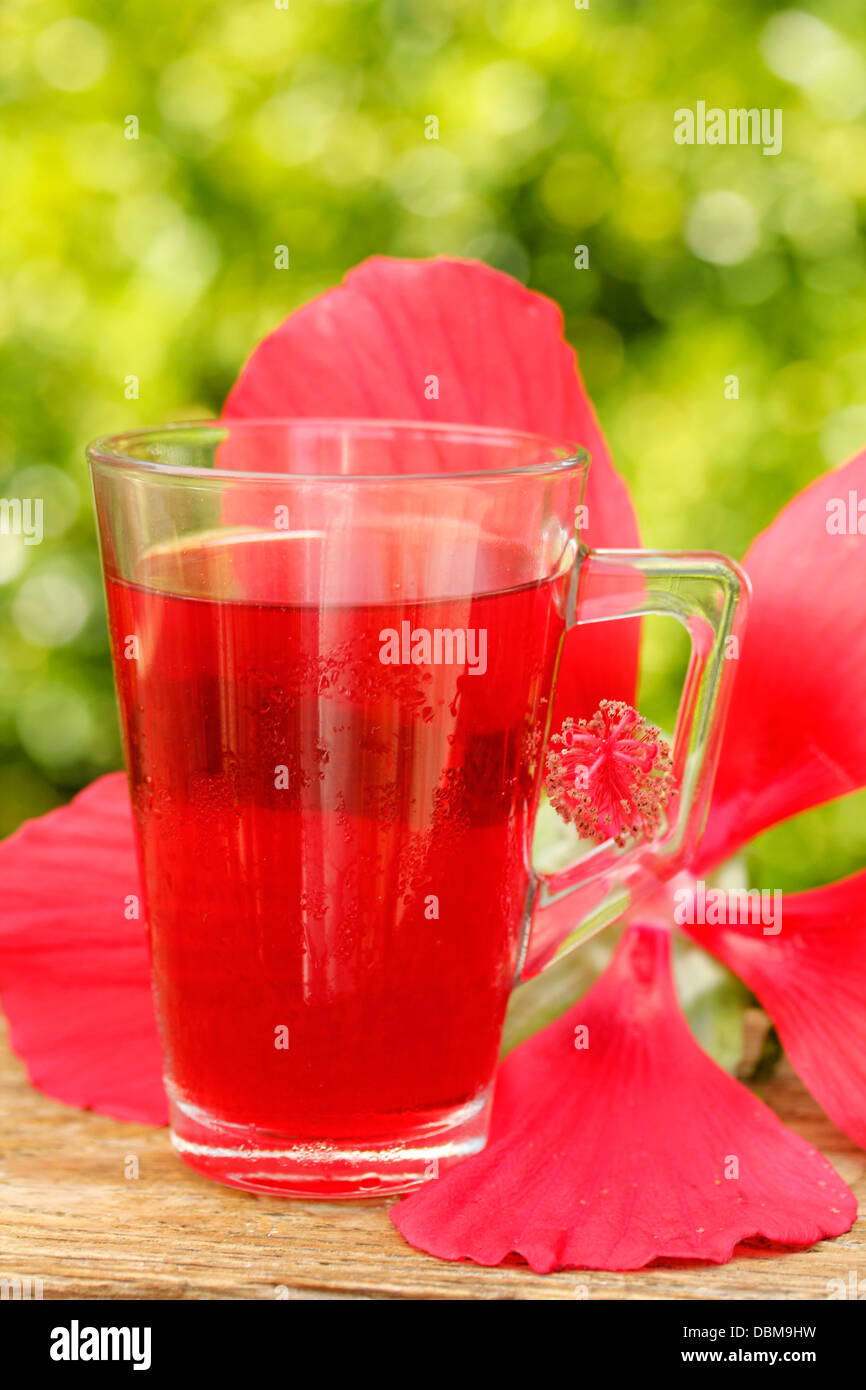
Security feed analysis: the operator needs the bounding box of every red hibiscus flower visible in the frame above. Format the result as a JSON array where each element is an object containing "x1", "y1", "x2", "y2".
[
  {"x1": 391, "y1": 382, "x2": 866, "y2": 1270},
  {"x1": 0, "y1": 258, "x2": 863, "y2": 1271}
]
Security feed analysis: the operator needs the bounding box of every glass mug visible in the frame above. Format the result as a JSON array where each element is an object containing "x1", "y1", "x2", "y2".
[{"x1": 88, "y1": 420, "x2": 747, "y2": 1197}]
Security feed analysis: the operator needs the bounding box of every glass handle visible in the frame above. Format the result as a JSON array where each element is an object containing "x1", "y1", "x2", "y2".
[{"x1": 520, "y1": 546, "x2": 750, "y2": 980}]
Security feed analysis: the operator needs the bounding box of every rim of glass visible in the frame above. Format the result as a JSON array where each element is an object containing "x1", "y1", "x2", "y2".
[{"x1": 86, "y1": 418, "x2": 590, "y2": 484}]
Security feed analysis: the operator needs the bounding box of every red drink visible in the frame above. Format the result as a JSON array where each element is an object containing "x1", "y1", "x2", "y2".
[
  {"x1": 105, "y1": 527, "x2": 566, "y2": 1192},
  {"x1": 92, "y1": 418, "x2": 742, "y2": 1198}
]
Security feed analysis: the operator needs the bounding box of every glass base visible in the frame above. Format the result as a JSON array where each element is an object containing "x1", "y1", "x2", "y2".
[{"x1": 168, "y1": 1090, "x2": 492, "y2": 1198}]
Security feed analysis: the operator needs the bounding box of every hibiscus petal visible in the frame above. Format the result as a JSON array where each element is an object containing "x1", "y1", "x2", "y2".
[
  {"x1": 391, "y1": 925, "x2": 855, "y2": 1272},
  {"x1": 699, "y1": 449, "x2": 866, "y2": 869},
  {"x1": 0, "y1": 774, "x2": 166, "y2": 1124},
  {"x1": 687, "y1": 870, "x2": 866, "y2": 1150},
  {"x1": 224, "y1": 255, "x2": 640, "y2": 715}
]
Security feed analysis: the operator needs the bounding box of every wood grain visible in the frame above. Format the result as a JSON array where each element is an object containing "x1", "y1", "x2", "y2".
[{"x1": 1, "y1": 1022, "x2": 863, "y2": 1301}]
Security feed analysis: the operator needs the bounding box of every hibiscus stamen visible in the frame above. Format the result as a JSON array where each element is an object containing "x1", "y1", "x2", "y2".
[{"x1": 545, "y1": 699, "x2": 675, "y2": 846}]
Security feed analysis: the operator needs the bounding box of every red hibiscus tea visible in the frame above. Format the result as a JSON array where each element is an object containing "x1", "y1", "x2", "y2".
[
  {"x1": 92, "y1": 419, "x2": 743, "y2": 1198},
  {"x1": 104, "y1": 523, "x2": 568, "y2": 1194}
]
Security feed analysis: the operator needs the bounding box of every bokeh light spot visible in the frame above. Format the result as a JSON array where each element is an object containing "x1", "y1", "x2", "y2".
[
  {"x1": 471, "y1": 61, "x2": 548, "y2": 135},
  {"x1": 684, "y1": 191, "x2": 759, "y2": 266},
  {"x1": 391, "y1": 146, "x2": 467, "y2": 218},
  {"x1": 13, "y1": 561, "x2": 93, "y2": 649},
  {"x1": 820, "y1": 405, "x2": 866, "y2": 468},
  {"x1": 33, "y1": 17, "x2": 109, "y2": 93},
  {"x1": 760, "y1": 10, "x2": 838, "y2": 85},
  {"x1": 16, "y1": 682, "x2": 97, "y2": 768}
]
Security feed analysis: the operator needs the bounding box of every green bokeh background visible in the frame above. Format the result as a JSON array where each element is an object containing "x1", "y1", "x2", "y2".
[{"x1": 1, "y1": 0, "x2": 865, "y2": 907}]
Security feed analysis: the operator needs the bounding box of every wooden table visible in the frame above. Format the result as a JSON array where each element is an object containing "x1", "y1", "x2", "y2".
[{"x1": 1, "y1": 1023, "x2": 863, "y2": 1300}]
